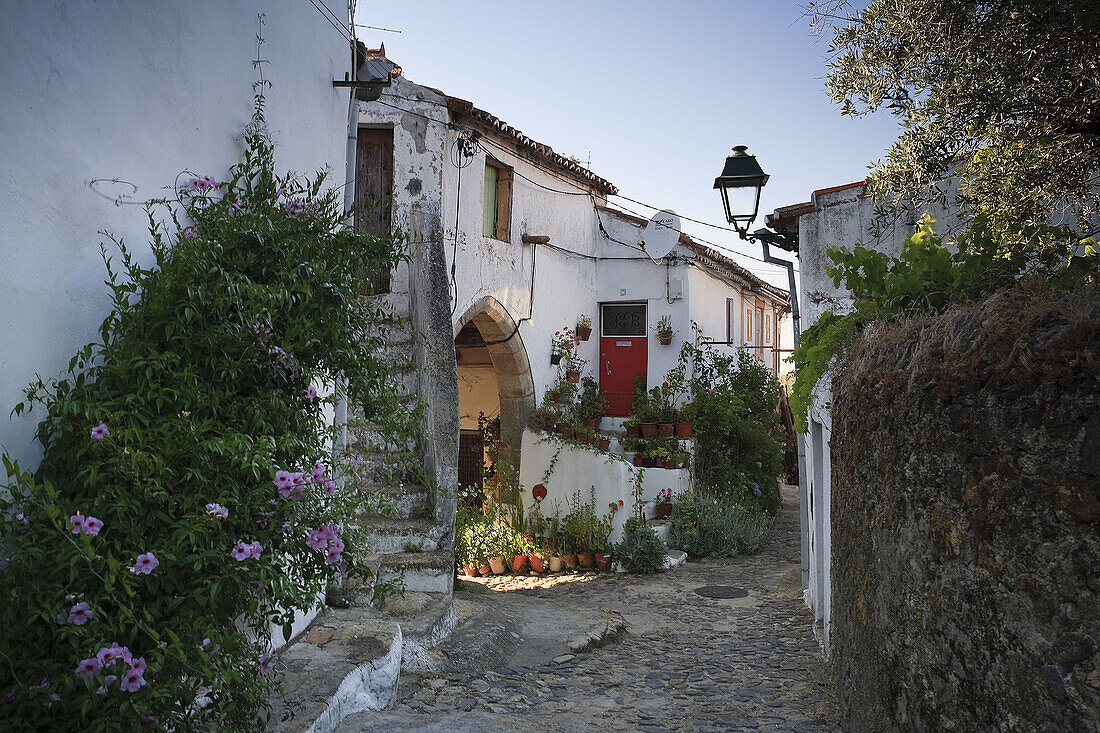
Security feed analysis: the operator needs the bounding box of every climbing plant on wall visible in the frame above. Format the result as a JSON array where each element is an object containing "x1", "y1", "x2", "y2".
[{"x1": 0, "y1": 92, "x2": 410, "y2": 730}]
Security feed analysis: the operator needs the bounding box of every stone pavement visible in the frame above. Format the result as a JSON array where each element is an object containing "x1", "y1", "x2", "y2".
[{"x1": 336, "y1": 485, "x2": 838, "y2": 732}]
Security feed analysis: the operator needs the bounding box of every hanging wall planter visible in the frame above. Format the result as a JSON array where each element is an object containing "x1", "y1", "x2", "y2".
[
  {"x1": 550, "y1": 353, "x2": 562, "y2": 365},
  {"x1": 566, "y1": 369, "x2": 581, "y2": 383}
]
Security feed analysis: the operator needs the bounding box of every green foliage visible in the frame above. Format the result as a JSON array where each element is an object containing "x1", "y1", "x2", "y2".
[
  {"x1": 575, "y1": 375, "x2": 608, "y2": 422},
  {"x1": 681, "y1": 345, "x2": 785, "y2": 514},
  {"x1": 0, "y1": 95, "x2": 410, "y2": 730},
  {"x1": 669, "y1": 492, "x2": 773, "y2": 558},
  {"x1": 614, "y1": 518, "x2": 667, "y2": 574},
  {"x1": 789, "y1": 216, "x2": 1099, "y2": 430},
  {"x1": 808, "y1": 0, "x2": 1100, "y2": 244}
]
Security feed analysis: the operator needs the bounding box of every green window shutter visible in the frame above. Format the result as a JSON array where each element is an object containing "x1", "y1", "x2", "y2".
[{"x1": 483, "y1": 164, "x2": 498, "y2": 238}]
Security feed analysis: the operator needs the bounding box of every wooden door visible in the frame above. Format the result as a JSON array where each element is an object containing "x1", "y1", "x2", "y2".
[
  {"x1": 355, "y1": 127, "x2": 394, "y2": 293},
  {"x1": 599, "y1": 303, "x2": 648, "y2": 416}
]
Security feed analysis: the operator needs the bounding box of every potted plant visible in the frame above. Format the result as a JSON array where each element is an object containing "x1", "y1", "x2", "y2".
[
  {"x1": 622, "y1": 414, "x2": 641, "y2": 438},
  {"x1": 489, "y1": 555, "x2": 506, "y2": 575},
  {"x1": 576, "y1": 376, "x2": 608, "y2": 430},
  {"x1": 527, "y1": 548, "x2": 548, "y2": 573},
  {"x1": 633, "y1": 452, "x2": 645, "y2": 467},
  {"x1": 576, "y1": 314, "x2": 593, "y2": 341},
  {"x1": 655, "y1": 487, "x2": 672, "y2": 519},
  {"x1": 598, "y1": 435, "x2": 611, "y2": 451},
  {"x1": 650, "y1": 445, "x2": 672, "y2": 469},
  {"x1": 654, "y1": 314, "x2": 674, "y2": 345},
  {"x1": 548, "y1": 554, "x2": 563, "y2": 572},
  {"x1": 551, "y1": 328, "x2": 574, "y2": 366},
  {"x1": 593, "y1": 501, "x2": 621, "y2": 570},
  {"x1": 675, "y1": 399, "x2": 695, "y2": 438}
]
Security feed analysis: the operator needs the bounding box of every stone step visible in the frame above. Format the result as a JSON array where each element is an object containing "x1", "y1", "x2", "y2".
[
  {"x1": 374, "y1": 483, "x2": 432, "y2": 519},
  {"x1": 356, "y1": 516, "x2": 445, "y2": 554},
  {"x1": 373, "y1": 550, "x2": 454, "y2": 594},
  {"x1": 269, "y1": 608, "x2": 402, "y2": 733}
]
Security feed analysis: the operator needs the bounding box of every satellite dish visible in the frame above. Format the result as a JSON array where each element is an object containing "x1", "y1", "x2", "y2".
[{"x1": 640, "y1": 209, "x2": 681, "y2": 262}]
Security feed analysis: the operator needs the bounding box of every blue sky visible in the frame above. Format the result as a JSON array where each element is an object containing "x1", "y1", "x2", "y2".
[{"x1": 356, "y1": 0, "x2": 898, "y2": 286}]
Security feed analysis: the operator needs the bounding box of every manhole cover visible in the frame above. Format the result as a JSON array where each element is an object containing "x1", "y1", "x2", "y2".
[{"x1": 694, "y1": 585, "x2": 749, "y2": 599}]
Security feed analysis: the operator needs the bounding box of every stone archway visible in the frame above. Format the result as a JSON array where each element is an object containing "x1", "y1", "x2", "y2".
[{"x1": 453, "y1": 297, "x2": 536, "y2": 475}]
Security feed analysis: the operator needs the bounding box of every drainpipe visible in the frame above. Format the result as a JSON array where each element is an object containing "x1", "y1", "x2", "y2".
[{"x1": 759, "y1": 239, "x2": 809, "y2": 594}]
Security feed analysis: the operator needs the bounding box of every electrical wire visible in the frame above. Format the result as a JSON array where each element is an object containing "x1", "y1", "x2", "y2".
[{"x1": 305, "y1": 0, "x2": 354, "y2": 44}]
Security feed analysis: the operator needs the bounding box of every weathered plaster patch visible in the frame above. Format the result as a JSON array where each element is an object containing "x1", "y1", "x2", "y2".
[
  {"x1": 405, "y1": 177, "x2": 422, "y2": 196},
  {"x1": 400, "y1": 114, "x2": 429, "y2": 154}
]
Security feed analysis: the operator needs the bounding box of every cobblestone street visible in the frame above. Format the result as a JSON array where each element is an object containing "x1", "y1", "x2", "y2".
[{"x1": 338, "y1": 485, "x2": 837, "y2": 732}]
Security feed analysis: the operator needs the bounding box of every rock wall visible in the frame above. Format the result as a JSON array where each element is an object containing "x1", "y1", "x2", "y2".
[{"x1": 830, "y1": 287, "x2": 1100, "y2": 732}]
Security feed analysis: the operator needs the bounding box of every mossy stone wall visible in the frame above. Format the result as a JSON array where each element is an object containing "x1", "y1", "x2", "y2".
[{"x1": 830, "y1": 288, "x2": 1100, "y2": 731}]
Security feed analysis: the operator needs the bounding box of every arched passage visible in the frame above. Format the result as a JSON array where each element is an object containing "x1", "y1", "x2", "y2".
[{"x1": 453, "y1": 297, "x2": 536, "y2": 495}]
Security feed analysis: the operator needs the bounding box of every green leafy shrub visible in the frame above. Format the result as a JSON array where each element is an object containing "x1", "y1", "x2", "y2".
[
  {"x1": 0, "y1": 95, "x2": 410, "y2": 730},
  {"x1": 790, "y1": 216, "x2": 1098, "y2": 430},
  {"x1": 681, "y1": 345, "x2": 785, "y2": 514},
  {"x1": 669, "y1": 492, "x2": 773, "y2": 558},
  {"x1": 614, "y1": 517, "x2": 667, "y2": 574}
]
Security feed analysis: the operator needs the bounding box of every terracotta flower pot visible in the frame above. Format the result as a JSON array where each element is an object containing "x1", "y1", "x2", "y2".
[
  {"x1": 656, "y1": 503, "x2": 672, "y2": 520},
  {"x1": 527, "y1": 553, "x2": 546, "y2": 573},
  {"x1": 640, "y1": 422, "x2": 657, "y2": 438},
  {"x1": 594, "y1": 552, "x2": 612, "y2": 571},
  {"x1": 513, "y1": 554, "x2": 528, "y2": 572},
  {"x1": 479, "y1": 564, "x2": 492, "y2": 576},
  {"x1": 585, "y1": 418, "x2": 600, "y2": 430},
  {"x1": 562, "y1": 553, "x2": 578, "y2": 569},
  {"x1": 489, "y1": 556, "x2": 506, "y2": 575},
  {"x1": 576, "y1": 325, "x2": 592, "y2": 341},
  {"x1": 663, "y1": 458, "x2": 675, "y2": 469},
  {"x1": 680, "y1": 455, "x2": 690, "y2": 469},
  {"x1": 464, "y1": 564, "x2": 479, "y2": 577},
  {"x1": 577, "y1": 552, "x2": 594, "y2": 569},
  {"x1": 566, "y1": 369, "x2": 580, "y2": 384},
  {"x1": 632, "y1": 454, "x2": 644, "y2": 467},
  {"x1": 675, "y1": 421, "x2": 693, "y2": 438},
  {"x1": 657, "y1": 332, "x2": 673, "y2": 345},
  {"x1": 598, "y1": 438, "x2": 611, "y2": 451},
  {"x1": 549, "y1": 556, "x2": 563, "y2": 572},
  {"x1": 556, "y1": 422, "x2": 574, "y2": 438},
  {"x1": 658, "y1": 423, "x2": 674, "y2": 437},
  {"x1": 626, "y1": 425, "x2": 641, "y2": 438}
]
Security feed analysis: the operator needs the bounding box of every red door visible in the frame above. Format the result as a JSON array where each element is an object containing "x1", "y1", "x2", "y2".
[{"x1": 599, "y1": 303, "x2": 648, "y2": 416}]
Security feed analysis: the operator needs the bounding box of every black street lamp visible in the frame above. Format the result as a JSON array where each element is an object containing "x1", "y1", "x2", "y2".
[
  {"x1": 713, "y1": 145, "x2": 769, "y2": 238},
  {"x1": 713, "y1": 144, "x2": 808, "y2": 595}
]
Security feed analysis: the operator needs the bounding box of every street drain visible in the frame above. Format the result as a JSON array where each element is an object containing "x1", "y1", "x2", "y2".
[{"x1": 694, "y1": 586, "x2": 749, "y2": 599}]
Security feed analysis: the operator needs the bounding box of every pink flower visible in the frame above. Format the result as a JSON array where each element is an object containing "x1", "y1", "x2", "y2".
[
  {"x1": 352, "y1": 453, "x2": 363, "y2": 466},
  {"x1": 68, "y1": 602, "x2": 93, "y2": 626},
  {"x1": 132, "y1": 552, "x2": 159, "y2": 575},
  {"x1": 69, "y1": 514, "x2": 85, "y2": 534},
  {"x1": 306, "y1": 385, "x2": 318, "y2": 402},
  {"x1": 96, "y1": 643, "x2": 129, "y2": 666},
  {"x1": 76, "y1": 658, "x2": 102, "y2": 677},
  {"x1": 306, "y1": 529, "x2": 328, "y2": 551},
  {"x1": 120, "y1": 668, "x2": 146, "y2": 693},
  {"x1": 283, "y1": 199, "x2": 308, "y2": 219},
  {"x1": 201, "y1": 638, "x2": 219, "y2": 654},
  {"x1": 231, "y1": 541, "x2": 251, "y2": 561},
  {"x1": 183, "y1": 176, "x2": 218, "y2": 192},
  {"x1": 258, "y1": 653, "x2": 275, "y2": 677},
  {"x1": 181, "y1": 228, "x2": 198, "y2": 239},
  {"x1": 127, "y1": 656, "x2": 146, "y2": 674},
  {"x1": 205, "y1": 503, "x2": 228, "y2": 518},
  {"x1": 311, "y1": 461, "x2": 326, "y2": 482},
  {"x1": 248, "y1": 541, "x2": 263, "y2": 559},
  {"x1": 82, "y1": 516, "x2": 104, "y2": 536},
  {"x1": 325, "y1": 547, "x2": 343, "y2": 564},
  {"x1": 707, "y1": 389, "x2": 716, "y2": 395},
  {"x1": 323, "y1": 478, "x2": 337, "y2": 497}
]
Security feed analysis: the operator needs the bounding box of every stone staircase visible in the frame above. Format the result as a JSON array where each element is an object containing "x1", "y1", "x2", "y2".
[
  {"x1": 346, "y1": 268, "x2": 456, "y2": 650},
  {"x1": 273, "y1": 256, "x2": 458, "y2": 732}
]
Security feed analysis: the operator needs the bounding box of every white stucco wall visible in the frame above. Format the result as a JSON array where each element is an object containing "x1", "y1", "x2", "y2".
[
  {"x1": 517, "y1": 430, "x2": 690, "y2": 546},
  {"x1": 794, "y1": 182, "x2": 964, "y2": 654},
  {"x1": 0, "y1": 1, "x2": 353, "y2": 471}
]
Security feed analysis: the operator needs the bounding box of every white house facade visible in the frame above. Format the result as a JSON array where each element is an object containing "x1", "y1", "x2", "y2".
[{"x1": 357, "y1": 64, "x2": 790, "y2": 542}]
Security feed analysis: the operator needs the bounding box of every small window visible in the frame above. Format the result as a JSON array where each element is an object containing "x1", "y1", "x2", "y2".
[
  {"x1": 602, "y1": 304, "x2": 647, "y2": 336},
  {"x1": 483, "y1": 160, "x2": 512, "y2": 241}
]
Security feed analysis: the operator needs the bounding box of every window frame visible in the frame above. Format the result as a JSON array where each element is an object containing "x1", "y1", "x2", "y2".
[{"x1": 483, "y1": 158, "x2": 513, "y2": 242}]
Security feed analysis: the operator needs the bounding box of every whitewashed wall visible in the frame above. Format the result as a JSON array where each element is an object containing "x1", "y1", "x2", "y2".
[
  {"x1": 795, "y1": 182, "x2": 964, "y2": 655},
  {"x1": 0, "y1": 1, "x2": 353, "y2": 471}
]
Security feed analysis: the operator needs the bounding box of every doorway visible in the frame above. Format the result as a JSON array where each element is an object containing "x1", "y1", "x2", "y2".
[{"x1": 599, "y1": 302, "x2": 648, "y2": 416}]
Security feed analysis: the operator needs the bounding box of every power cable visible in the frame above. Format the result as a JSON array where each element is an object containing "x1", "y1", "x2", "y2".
[{"x1": 305, "y1": 0, "x2": 354, "y2": 44}]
